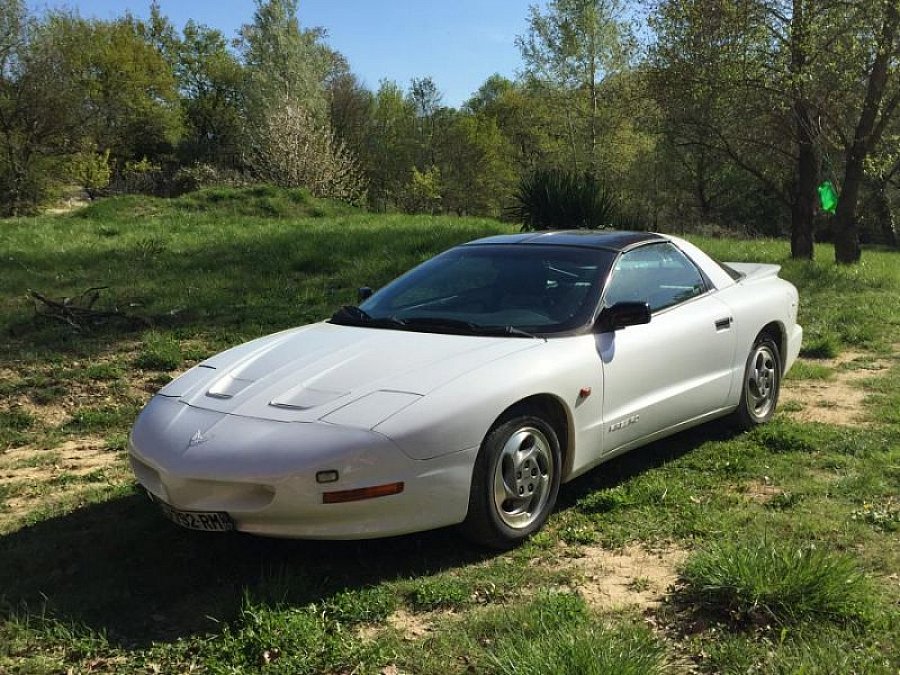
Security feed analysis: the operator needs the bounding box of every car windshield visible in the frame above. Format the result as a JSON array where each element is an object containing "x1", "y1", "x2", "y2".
[{"x1": 332, "y1": 244, "x2": 616, "y2": 336}]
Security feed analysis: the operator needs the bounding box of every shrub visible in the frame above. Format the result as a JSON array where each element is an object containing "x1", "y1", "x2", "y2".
[
  {"x1": 245, "y1": 97, "x2": 367, "y2": 205},
  {"x1": 170, "y1": 163, "x2": 245, "y2": 196},
  {"x1": 679, "y1": 538, "x2": 875, "y2": 627},
  {"x1": 506, "y1": 169, "x2": 619, "y2": 231}
]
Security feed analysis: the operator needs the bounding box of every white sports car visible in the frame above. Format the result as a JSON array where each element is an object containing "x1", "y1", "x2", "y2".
[{"x1": 129, "y1": 231, "x2": 802, "y2": 548}]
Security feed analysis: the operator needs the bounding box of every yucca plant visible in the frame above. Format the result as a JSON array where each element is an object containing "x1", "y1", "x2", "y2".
[{"x1": 506, "y1": 168, "x2": 619, "y2": 231}]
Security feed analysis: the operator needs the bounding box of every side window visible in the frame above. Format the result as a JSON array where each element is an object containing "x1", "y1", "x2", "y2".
[{"x1": 603, "y1": 243, "x2": 706, "y2": 313}]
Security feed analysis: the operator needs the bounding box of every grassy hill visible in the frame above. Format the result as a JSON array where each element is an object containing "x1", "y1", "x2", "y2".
[{"x1": 1, "y1": 189, "x2": 898, "y2": 674}]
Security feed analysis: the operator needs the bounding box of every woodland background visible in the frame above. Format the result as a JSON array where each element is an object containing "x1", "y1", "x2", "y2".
[{"x1": 2, "y1": 0, "x2": 899, "y2": 263}]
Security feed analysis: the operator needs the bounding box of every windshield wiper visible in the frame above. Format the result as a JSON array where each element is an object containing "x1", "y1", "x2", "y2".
[
  {"x1": 399, "y1": 316, "x2": 481, "y2": 333},
  {"x1": 403, "y1": 316, "x2": 543, "y2": 339},
  {"x1": 329, "y1": 306, "x2": 406, "y2": 329},
  {"x1": 474, "y1": 324, "x2": 543, "y2": 339}
]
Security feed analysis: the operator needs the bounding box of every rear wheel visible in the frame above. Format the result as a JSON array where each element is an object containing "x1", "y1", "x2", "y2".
[
  {"x1": 461, "y1": 413, "x2": 561, "y2": 549},
  {"x1": 733, "y1": 335, "x2": 781, "y2": 430}
]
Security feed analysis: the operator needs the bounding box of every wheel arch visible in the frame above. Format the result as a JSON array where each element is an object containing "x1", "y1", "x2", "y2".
[
  {"x1": 757, "y1": 321, "x2": 787, "y2": 373},
  {"x1": 493, "y1": 394, "x2": 574, "y2": 480}
]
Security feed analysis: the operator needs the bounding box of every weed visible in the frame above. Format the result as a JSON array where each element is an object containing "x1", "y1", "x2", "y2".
[
  {"x1": 134, "y1": 332, "x2": 182, "y2": 371},
  {"x1": 484, "y1": 594, "x2": 667, "y2": 675},
  {"x1": 64, "y1": 405, "x2": 138, "y2": 433},
  {"x1": 679, "y1": 537, "x2": 875, "y2": 626},
  {"x1": 323, "y1": 586, "x2": 398, "y2": 624},
  {"x1": 408, "y1": 577, "x2": 471, "y2": 612},
  {"x1": 785, "y1": 361, "x2": 833, "y2": 380}
]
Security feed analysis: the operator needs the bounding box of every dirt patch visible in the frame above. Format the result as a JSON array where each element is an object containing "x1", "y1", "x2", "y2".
[
  {"x1": 741, "y1": 479, "x2": 785, "y2": 504},
  {"x1": 387, "y1": 608, "x2": 435, "y2": 639},
  {"x1": 0, "y1": 439, "x2": 121, "y2": 482},
  {"x1": 0, "y1": 438, "x2": 128, "y2": 533},
  {"x1": 556, "y1": 543, "x2": 686, "y2": 611},
  {"x1": 781, "y1": 350, "x2": 894, "y2": 426}
]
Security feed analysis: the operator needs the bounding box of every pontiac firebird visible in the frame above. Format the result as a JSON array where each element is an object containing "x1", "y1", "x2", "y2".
[{"x1": 128, "y1": 231, "x2": 802, "y2": 548}]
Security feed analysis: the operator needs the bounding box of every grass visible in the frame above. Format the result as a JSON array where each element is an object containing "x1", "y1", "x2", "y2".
[
  {"x1": 0, "y1": 188, "x2": 898, "y2": 673},
  {"x1": 679, "y1": 537, "x2": 875, "y2": 626}
]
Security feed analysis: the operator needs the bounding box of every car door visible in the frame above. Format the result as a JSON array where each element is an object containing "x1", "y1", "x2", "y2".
[{"x1": 597, "y1": 242, "x2": 736, "y2": 454}]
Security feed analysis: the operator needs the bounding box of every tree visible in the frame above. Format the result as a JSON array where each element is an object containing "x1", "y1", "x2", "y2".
[
  {"x1": 0, "y1": 7, "x2": 89, "y2": 213},
  {"x1": 239, "y1": 0, "x2": 332, "y2": 124},
  {"x1": 517, "y1": 0, "x2": 632, "y2": 176},
  {"x1": 363, "y1": 80, "x2": 418, "y2": 210},
  {"x1": 79, "y1": 16, "x2": 183, "y2": 166},
  {"x1": 831, "y1": 0, "x2": 900, "y2": 263},
  {"x1": 436, "y1": 110, "x2": 517, "y2": 216},
  {"x1": 174, "y1": 21, "x2": 244, "y2": 167}
]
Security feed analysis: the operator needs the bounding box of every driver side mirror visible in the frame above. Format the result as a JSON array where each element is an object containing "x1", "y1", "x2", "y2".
[
  {"x1": 595, "y1": 301, "x2": 651, "y2": 333},
  {"x1": 357, "y1": 286, "x2": 373, "y2": 302}
]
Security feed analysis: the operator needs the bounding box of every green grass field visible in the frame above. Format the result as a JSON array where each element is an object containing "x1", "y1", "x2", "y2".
[{"x1": 1, "y1": 188, "x2": 898, "y2": 673}]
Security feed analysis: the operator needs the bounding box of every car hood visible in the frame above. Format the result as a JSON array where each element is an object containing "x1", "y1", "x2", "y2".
[{"x1": 158, "y1": 321, "x2": 541, "y2": 423}]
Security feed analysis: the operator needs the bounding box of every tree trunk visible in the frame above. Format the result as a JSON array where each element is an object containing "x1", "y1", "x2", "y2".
[
  {"x1": 833, "y1": 1, "x2": 899, "y2": 264},
  {"x1": 791, "y1": 99, "x2": 817, "y2": 260},
  {"x1": 788, "y1": 0, "x2": 816, "y2": 260},
  {"x1": 872, "y1": 182, "x2": 897, "y2": 247}
]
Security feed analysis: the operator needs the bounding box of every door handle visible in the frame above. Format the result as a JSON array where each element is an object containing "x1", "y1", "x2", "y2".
[{"x1": 714, "y1": 317, "x2": 733, "y2": 331}]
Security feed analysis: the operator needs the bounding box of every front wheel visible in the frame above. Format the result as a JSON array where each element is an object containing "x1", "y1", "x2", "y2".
[
  {"x1": 461, "y1": 414, "x2": 561, "y2": 549},
  {"x1": 733, "y1": 336, "x2": 781, "y2": 430}
]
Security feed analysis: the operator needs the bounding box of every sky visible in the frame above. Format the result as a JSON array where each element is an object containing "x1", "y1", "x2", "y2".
[{"x1": 33, "y1": 1, "x2": 544, "y2": 107}]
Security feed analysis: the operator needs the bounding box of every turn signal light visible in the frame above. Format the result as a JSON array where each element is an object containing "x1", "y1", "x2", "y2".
[{"x1": 322, "y1": 482, "x2": 404, "y2": 504}]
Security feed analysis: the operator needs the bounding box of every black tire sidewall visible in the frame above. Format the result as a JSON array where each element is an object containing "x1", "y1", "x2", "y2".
[
  {"x1": 463, "y1": 414, "x2": 562, "y2": 548},
  {"x1": 736, "y1": 336, "x2": 781, "y2": 429}
]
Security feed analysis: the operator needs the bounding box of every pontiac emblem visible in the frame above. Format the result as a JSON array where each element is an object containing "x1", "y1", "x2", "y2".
[{"x1": 188, "y1": 429, "x2": 208, "y2": 447}]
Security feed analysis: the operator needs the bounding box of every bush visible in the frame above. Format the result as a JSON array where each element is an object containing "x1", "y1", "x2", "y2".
[
  {"x1": 679, "y1": 538, "x2": 875, "y2": 627},
  {"x1": 246, "y1": 97, "x2": 367, "y2": 205},
  {"x1": 169, "y1": 163, "x2": 246, "y2": 196},
  {"x1": 507, "y1": 169, "x2": 619, "y2": 231}
]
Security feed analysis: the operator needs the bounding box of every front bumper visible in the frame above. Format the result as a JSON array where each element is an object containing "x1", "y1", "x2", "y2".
[{"x1": 129, "y1": 396, "x2": 476, "y2": 539}]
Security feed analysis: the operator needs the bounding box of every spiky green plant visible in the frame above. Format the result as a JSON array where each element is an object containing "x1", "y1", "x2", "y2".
[{"x1": 506, "y1": 169, "x2": 619, "y2": 231}]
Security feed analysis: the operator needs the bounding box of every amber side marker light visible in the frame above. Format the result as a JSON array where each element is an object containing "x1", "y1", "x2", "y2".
[{"x1": 322, "y1": 482, "x2": 404, "y2": 504}]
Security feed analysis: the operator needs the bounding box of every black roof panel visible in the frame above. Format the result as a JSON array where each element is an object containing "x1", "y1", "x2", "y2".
[{"x1": 465, "y1": 230, "x2": 666, "y2": 252}]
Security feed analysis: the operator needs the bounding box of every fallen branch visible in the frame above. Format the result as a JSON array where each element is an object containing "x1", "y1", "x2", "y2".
[{"x1": 28, "y1": 287, "x2": 151, "y2": 330}]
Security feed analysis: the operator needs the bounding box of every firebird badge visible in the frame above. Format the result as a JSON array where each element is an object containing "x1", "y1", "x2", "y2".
[
  {"x1": 188, "y1": 430, "x2": 209, "y2": 447},
  {"x1": 609, "y1": 414, "x2": 640, "y2": 433}
]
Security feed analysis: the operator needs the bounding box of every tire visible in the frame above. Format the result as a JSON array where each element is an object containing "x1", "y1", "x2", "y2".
[
  {"x1": 461, "y1": 413, "x2": 561, "y2": 549},
  {"x1": 732, "y1": 335, "x2": 781, "y2": 430}
]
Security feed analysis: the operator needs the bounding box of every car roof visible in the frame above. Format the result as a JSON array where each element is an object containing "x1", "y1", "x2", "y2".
[{"x1": 464, "y1": 230, "x2": 667, "y2": 253}]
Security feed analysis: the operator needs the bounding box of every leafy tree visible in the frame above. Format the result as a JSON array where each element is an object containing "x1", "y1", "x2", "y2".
[
  {"x1": 78, "y1": 16, "x2": 183, "y2": 167},
  {"x1": 829, "y1": 0, "x2": 900, "y2": 263},
  {"x1": 363, "y1": 79, "x2": 418, "y2": 210},
  {"x1": 0, "y1": 7, "x2": 89, "y2": 213},
  {"x1": 239, "y1": 0, "x2": 332, "y2": 124},
  {"x1": 174, "y1": 21, "x2": 244, "y2": 167},
  {"x1": 649, "y1": 0, "x2": 900, "y2": 262},
  {"x1": 517, "y1": 0, "x2": 632, "y2": 176},
  {"x1": 436, "y1": 110, "x2": 517, "y2": 216}
]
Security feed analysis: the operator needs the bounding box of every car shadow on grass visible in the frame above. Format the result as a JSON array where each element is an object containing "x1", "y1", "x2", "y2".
[
  {"x1": 557, "y1": 418, "x2": 741, "y2": 508},
  {"x1": 0, "y1": 489, "x2": 490, "y2": 648},
  {"x1": 0, "y1": 420, "x2": 738, "y2": 648}
]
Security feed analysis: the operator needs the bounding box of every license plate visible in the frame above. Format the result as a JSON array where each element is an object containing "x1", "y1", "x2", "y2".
[{"x1": 153, "y1": 497, "x2": 234, "y2": 532}]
